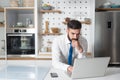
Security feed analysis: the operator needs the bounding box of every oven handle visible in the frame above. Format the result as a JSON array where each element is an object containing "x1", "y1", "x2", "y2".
[{"x1": 7, "y1": 34, "x2": 33, "y2": 36}]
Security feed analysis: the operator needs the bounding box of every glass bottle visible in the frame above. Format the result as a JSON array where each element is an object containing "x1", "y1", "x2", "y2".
[
  {"x1": 26, "y1": 18, "x2": 31, "y2": 27},
  {"x1": 18, "y1": 0, "x2": 23, "y2": 7}
]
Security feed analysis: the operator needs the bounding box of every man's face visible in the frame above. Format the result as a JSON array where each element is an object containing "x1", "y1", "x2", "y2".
[{"x1": 67, "y1": 28, "x2": 81, "y2": 41}]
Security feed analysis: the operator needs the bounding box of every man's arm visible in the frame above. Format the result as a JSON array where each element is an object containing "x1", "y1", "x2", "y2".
[
  {"x1": 76, "y1": 36, "x2": 88, "y2": 58},
  {"x1": 72, "y1": 39, "x2": 83, "y2": 53},
  {"x1": 52, "y1": 38, "x2": 70, "y2": 71},
  {"x1": 67, "y1": 66, "x2": 73, "y2": 73}
]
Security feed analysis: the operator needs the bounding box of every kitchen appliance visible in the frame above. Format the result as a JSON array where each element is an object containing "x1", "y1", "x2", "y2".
[
  {"x1": 6, "y1": 29, "x2": 35, "y2": 57},
  {"x1": 95, "y1": 12, "x2": 120, "y2": 65}
]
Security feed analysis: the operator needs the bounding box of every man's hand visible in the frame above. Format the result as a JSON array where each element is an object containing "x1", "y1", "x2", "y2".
[
  {"x1": 67, "y1": 66, "x2": 73, "y2": 73},
  {"x1": 72, "y1": 39, "x2": 83, "y2": 53}
]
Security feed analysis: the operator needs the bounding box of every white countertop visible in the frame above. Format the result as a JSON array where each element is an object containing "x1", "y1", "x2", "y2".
[
  {"x1": 0, "y1": 61, "x2": 120, "y2": 80},
  {"x1": 44, "y1": 67, "x2": 120, "y2": 80},
  {"x1": 0, "y1": 60, "x2": 52, "y2": 80}
]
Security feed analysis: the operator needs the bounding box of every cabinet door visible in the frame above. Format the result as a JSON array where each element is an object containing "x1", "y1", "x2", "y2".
[{"x1": 0, "y1": 27, "x2": 5, "y2": 57}]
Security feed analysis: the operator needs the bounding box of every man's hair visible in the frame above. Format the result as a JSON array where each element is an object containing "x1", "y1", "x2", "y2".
[{"x1": 67, "y1": 20, "x2": 82, "y2": 29}]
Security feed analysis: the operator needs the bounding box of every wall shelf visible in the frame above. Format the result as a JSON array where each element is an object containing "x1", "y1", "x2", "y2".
[
  {"x1": 41, "y1": 33, "x2": 62, "y2": 35},
  {"x1": 96, "y1": 8, "x2": 120, "y2": 11},
  {"x1": 5, "y1": 7, "x2": 34, "y2": 14},
  {"x1": 0, "y1": 8, "x2": 4, "y2": 12},
  {"x1": 40, "y1": 10, "x2": 61, "y2": 13},
  {"x1": 5, "y1": 7, "x2": 34, "y2": 10},
  {"x1": 38, "y1": 52, "x2": 52, "y2": 59},
  {"x1": 63, "y1": 21, "x2": 91, "y2": 25},
  {"x1": 0, "y1": 23, "x2": 4, "y2": 27},
  {"x1": 7, "y1": 27, "x2": 35, "y2": 29}
]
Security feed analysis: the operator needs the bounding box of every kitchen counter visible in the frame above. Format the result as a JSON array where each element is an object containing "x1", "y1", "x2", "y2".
[
  {"x1": 45, "y1": 67, "x2": 120, "y2": 80},
  {"x1": 0, "y1": 60, "x2": 52, "y2": 80},
  {"x1": 0, "y1": 60, "x2": 120, "y2": 80}
]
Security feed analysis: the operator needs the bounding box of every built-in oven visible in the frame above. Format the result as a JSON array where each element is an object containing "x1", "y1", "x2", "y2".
[{"x1": 6, "y1": 29, "x2": 35, "y2": 57}]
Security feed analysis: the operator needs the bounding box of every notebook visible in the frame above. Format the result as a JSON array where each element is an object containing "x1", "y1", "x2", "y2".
[{"x1": 71, "y1": 57, "x2": 110, "y2": 79}]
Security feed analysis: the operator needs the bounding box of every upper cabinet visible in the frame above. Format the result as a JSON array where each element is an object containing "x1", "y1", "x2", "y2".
[{"x1": 5, "y1": 7, "x2": 34, "y2": 29}]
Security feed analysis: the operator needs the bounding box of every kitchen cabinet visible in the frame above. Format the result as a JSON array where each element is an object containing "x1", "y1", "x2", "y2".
[
  {"x1": 4, "y1": 6, "x2": 38, "y2": 57},
  {"x1": 0, "y1": 28, "x2": 5, "y2": 58},
  {"x1": 0, "y1": 8, "x2": 4, "y2": 27},
  {"x1": 5, "y1": 7, "x2": 34, "y2": 29},
  {"x1": 0, "y1": 8, "x2": 5, "y2": 58}
]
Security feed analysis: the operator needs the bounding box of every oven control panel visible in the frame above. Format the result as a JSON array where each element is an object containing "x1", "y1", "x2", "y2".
[
  {"x1": 6, "y1": 29, "x2": 35, "y2": 33},
  {"x1": 14, "y1": 29, "x2": 26, "y2": 33}
]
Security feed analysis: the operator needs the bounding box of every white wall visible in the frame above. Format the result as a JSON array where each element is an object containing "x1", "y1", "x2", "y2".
[{"x1": 38, "y1": 0, "x2": 95, "y2": 57}]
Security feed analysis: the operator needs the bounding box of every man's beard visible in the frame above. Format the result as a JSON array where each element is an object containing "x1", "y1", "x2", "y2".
[
  {"x1": 67, "y1": 34, "x2": 78, "y2": 42},
  {"x1": 68, "y1": 34, "x2": 72, "y2": 42}
]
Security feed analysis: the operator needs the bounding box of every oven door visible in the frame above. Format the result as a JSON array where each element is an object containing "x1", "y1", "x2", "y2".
[{"x1": 7, "y1": 33, "x2": 35, "y2": 56}]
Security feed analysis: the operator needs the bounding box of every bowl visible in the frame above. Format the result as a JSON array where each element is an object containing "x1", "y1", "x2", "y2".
[
  {"x1": 42, "y1": 6, "x2": 52, "y2": 10},
  {"x1": 111, "y1": 5, "x2": 120, "y2": 8},
  {"x1": 51, "y1": 27, "x2": 60, "y2": 33}
]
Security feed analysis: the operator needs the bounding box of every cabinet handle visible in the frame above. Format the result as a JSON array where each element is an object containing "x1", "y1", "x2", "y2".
[
  {"x1": 1, "y1": 40, "x2": 5, "y2": 51},
  {"x1": 107, "y1": 21, "x2": 111, "y2": 29}
]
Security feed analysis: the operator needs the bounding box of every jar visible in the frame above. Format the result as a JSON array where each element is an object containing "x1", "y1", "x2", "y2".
[
  {"x1": 26, "y1": 18, "x2": 31, "y2": 27},
  {"x1": 41, "y1": 47, "x2": 47, "y2": 52},
  {"x1": 10, "y1": 0, "x2": 18, "y2": 7},
  {"x1": 23, "y1": 0, "x2": 34, "y2": 7},
  {"x1": 47, "y1": 47, "x2": 51, "y2": 52},
  {"x1": 18, "y1": 0, "x2": 23, "y2": 7}
]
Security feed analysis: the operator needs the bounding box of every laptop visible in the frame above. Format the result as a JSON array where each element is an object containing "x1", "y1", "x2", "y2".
[{"x1": 70, "y1": 57, "x2": 110, "y2": 79}]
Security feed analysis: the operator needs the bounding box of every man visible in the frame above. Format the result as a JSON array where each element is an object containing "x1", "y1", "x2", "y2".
[{"x1": 52, "y1": 20, "x2": 88, "y2": 73}]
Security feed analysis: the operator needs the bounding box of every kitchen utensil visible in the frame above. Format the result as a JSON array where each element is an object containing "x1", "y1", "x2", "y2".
[
  {"x1": 10, "y1": 0, "x2": 18, "y2": 7},
  {"x1": 51, "y1": 27, "x2": 60, "y2": 33},
  {"x1": 44, "y1": 21, "x2": 49, "y2": 33}
]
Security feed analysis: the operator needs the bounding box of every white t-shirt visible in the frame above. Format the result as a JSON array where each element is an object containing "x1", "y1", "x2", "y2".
[{"x1": 52, "y1": 34, "x2": 88, "y2": 71}]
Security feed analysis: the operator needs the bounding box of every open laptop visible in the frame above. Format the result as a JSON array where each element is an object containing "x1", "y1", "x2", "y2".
[{"x1": 70, "y1": 57, "x2": 110, "y2": 79}]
